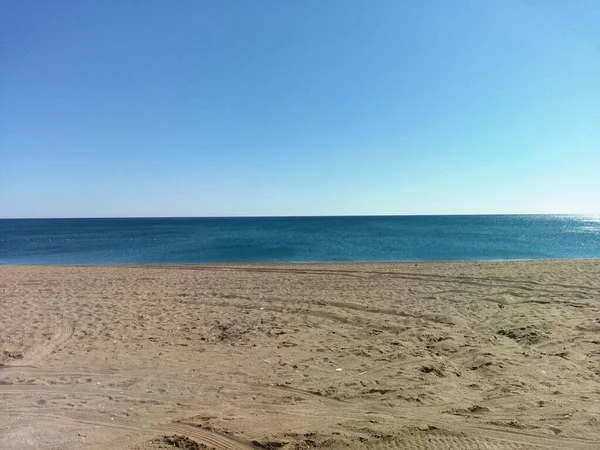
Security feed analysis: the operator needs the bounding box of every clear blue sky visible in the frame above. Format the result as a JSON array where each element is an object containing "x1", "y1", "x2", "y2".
[{"x1": 1, "y1": 1, "x2": 599, "y2": 218}]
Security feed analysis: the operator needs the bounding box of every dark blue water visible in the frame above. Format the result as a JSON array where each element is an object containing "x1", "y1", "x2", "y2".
[{"x1": 1, "y1": 215, "x2": 599, "y2": 264}]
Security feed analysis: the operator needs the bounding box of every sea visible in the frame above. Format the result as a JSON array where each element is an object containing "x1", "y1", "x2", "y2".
[{"x1": 1, "y1": 215, "x2": 599, "y2": 265}]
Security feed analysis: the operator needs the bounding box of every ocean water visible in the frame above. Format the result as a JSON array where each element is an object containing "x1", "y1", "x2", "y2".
[{"x1": 1, "y1": 215, "x2": 599, "y2": 265}]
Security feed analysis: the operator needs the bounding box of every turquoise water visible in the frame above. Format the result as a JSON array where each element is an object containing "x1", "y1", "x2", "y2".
[{"x1": 1, "y1": 215, "x2": 599, "y2": 264}]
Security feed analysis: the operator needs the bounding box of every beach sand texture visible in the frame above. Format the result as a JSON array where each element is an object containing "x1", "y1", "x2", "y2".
[{"x1": 1, "y1": 261, "x2": 599, "y2": 449}]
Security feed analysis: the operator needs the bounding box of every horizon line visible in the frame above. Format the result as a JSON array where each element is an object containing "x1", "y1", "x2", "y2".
[{"x1": 0, "y1": 213, "x2": 595, "y2": 220}]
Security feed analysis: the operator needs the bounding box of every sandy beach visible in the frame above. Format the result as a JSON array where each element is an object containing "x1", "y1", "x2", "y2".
[{"x1": 1, "y1": 261, "x2": 599, "y2": 449}]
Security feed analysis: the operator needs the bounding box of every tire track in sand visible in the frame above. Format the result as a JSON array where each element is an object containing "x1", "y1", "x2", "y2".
[
  {"x1": 1, "y1": 410, "x2": 256, "y2": 450},
  {"x1": 5, "y1": 324, "x2": 74, "y2": 367},
  {"x1": 3, "y1": 405, "x2": 599, "y2": 450}
]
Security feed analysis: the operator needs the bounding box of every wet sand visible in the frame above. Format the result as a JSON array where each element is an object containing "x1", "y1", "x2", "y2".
[{"x1": 1, "y1": 261, "x2": 599, "y2": 449}]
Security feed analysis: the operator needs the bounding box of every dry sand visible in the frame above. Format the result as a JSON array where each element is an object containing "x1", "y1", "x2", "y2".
[{"x1": 1, "y1": 261, "x2": 600, "y2": 449}]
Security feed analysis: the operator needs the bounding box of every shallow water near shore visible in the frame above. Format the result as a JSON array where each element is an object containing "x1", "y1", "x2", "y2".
[{"x1": 1, "y1": 214, "x2": 600, "y2": 264}]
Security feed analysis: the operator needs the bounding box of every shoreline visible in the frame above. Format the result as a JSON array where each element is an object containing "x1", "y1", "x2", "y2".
[
  {"x1": 1, "y1": 261, "x2": 599, "y2": 449},
  {"x1": 2, "y1": 256, "x2": 600, "y2": 267}
]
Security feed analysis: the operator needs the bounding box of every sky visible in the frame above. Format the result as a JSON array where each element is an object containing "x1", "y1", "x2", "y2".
[{"x1": 1, "y1": 1, "x2": 599, "y2": 218}]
